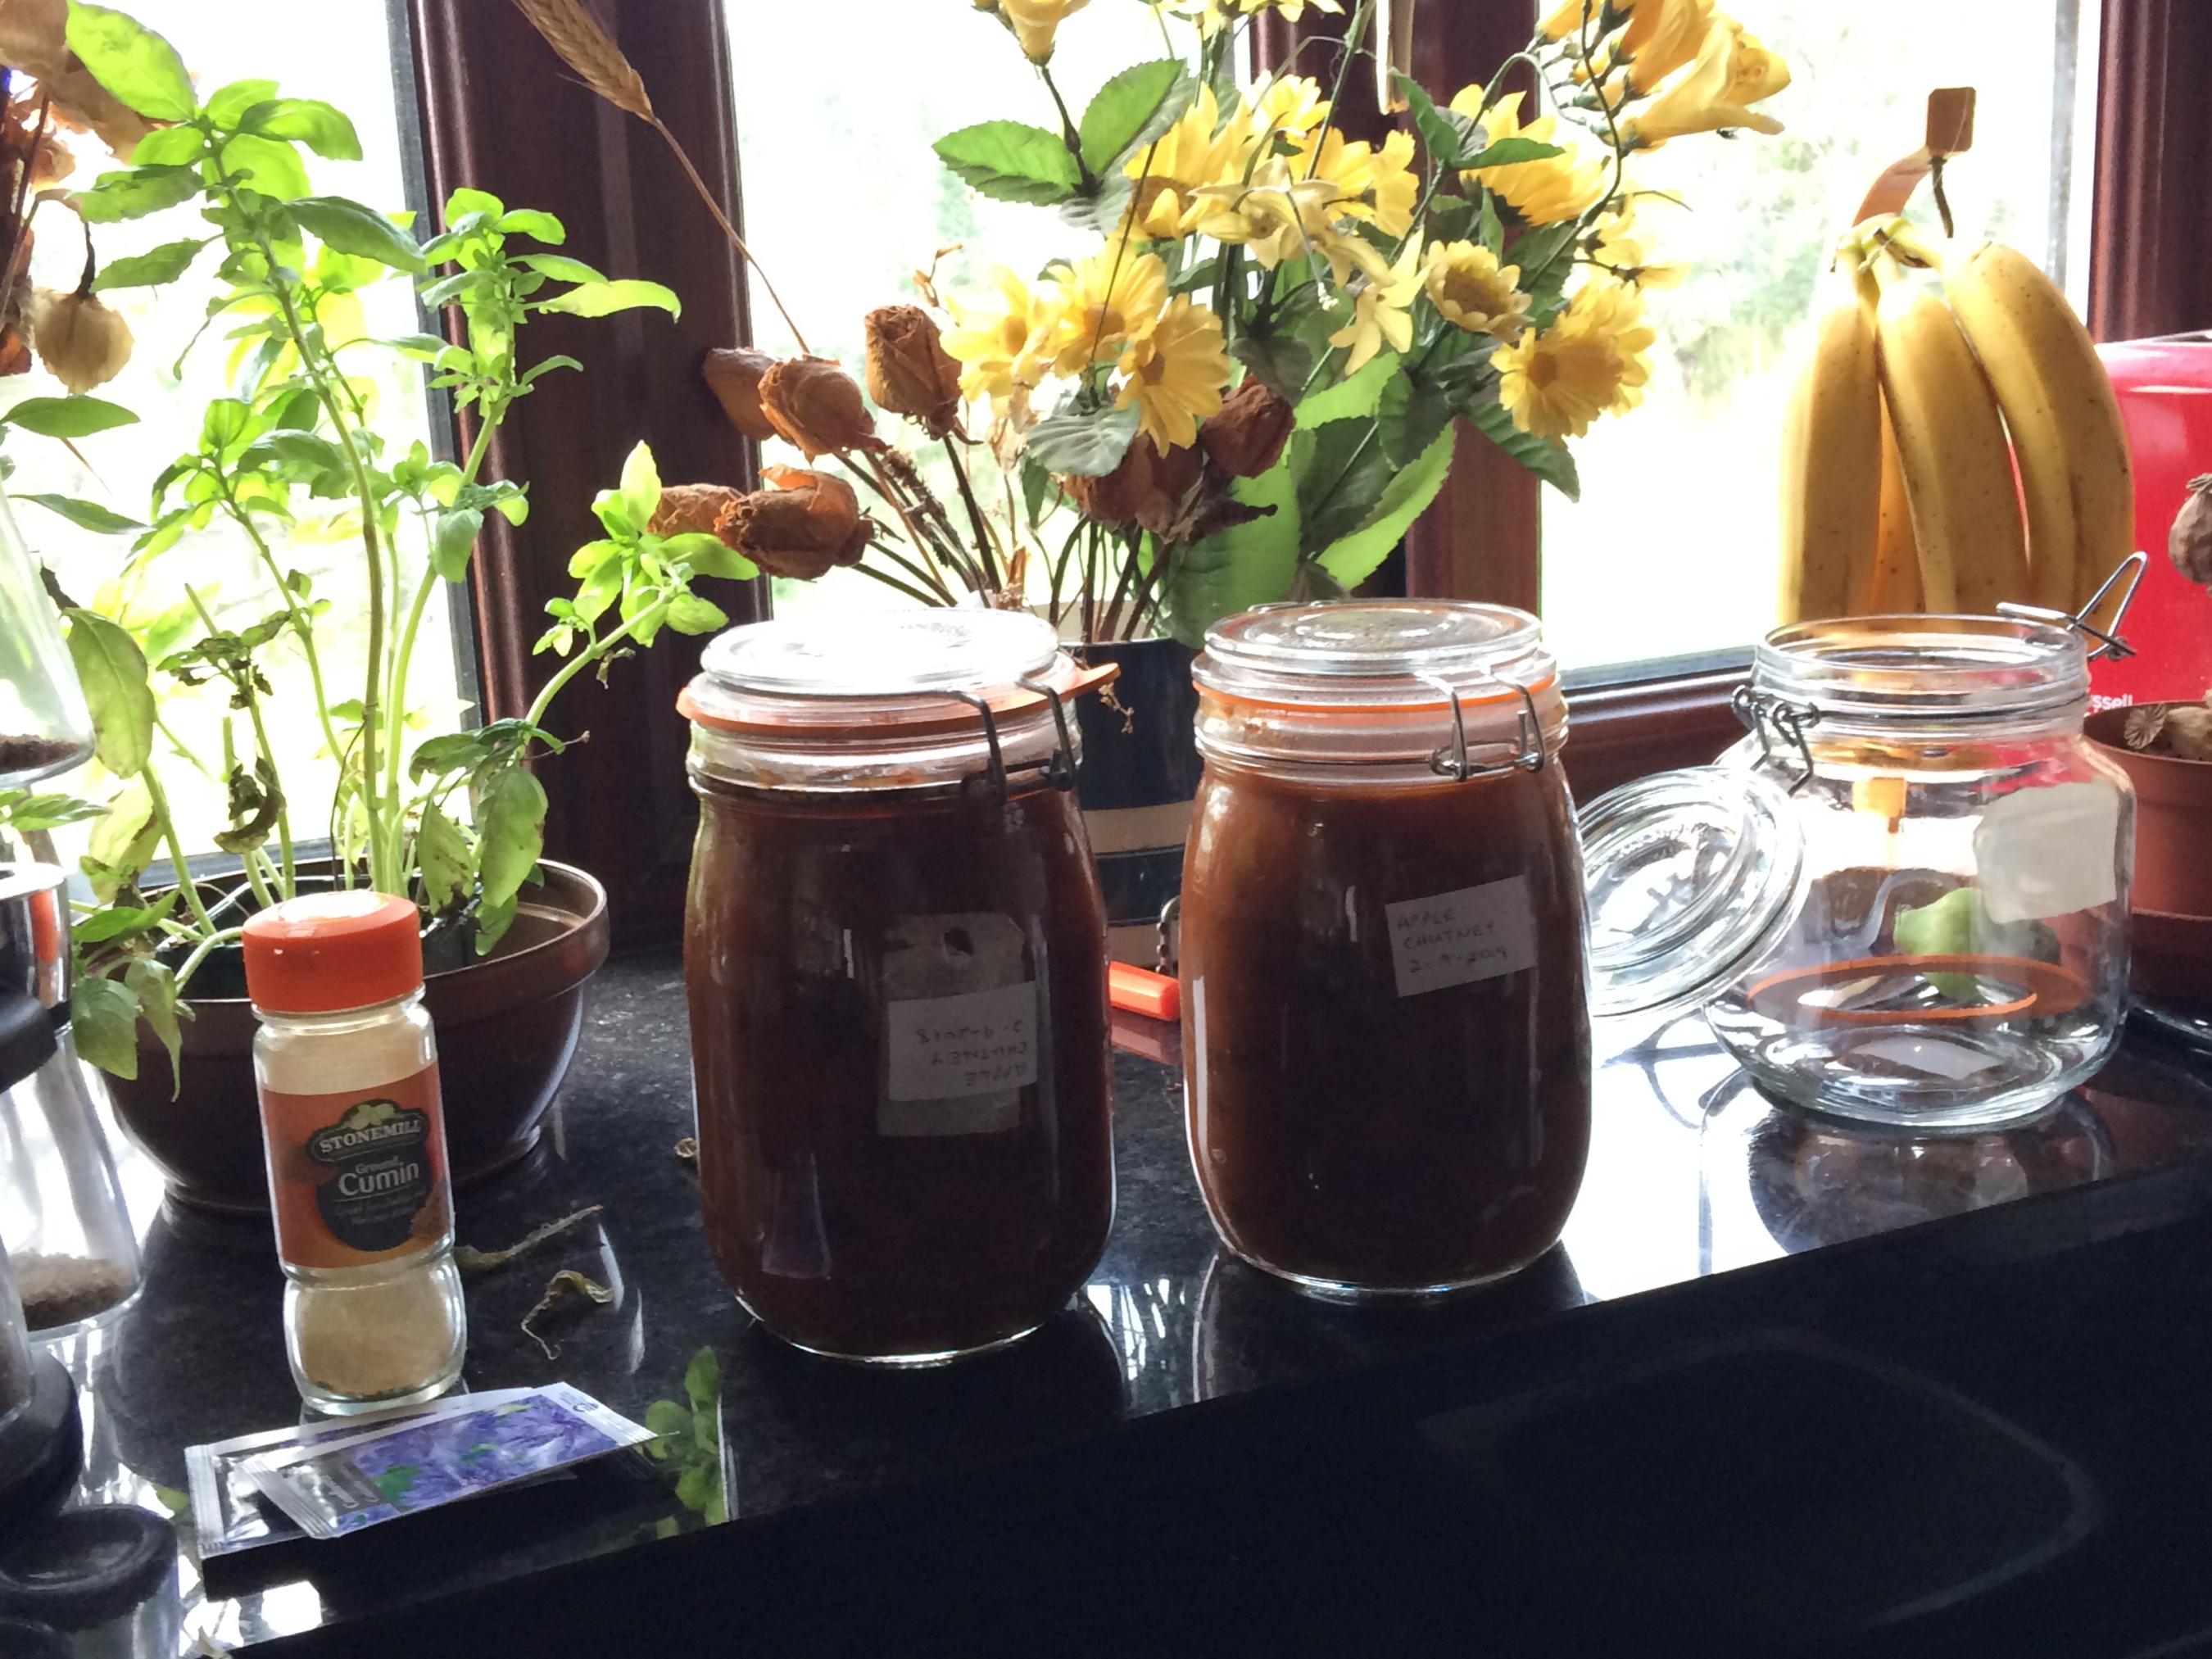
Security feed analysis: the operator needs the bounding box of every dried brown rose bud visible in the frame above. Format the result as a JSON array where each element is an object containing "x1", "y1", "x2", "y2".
[
  {"x1": 864, "y1": 305, "x2": 963, "y2": 438},
  {"x1": 1199, "y1": 379, "x2": 1294, "y2": 479},
  {"x1": 26, "y1": 285, "x2": 130, "y2": 395},
  {"x1": 703, "y1": 347, "x2": 777, "y2": 442},
  {"x1": 756, "y1": 356, "x2": 882, "y2": 459},
  {"x1": 727, "y1": 465, "x2": 872, "y2": 580},
  {"x1": 648, "y1": 483, "x2": 747, "y2": 546},
  {"x1": 1064, "y1": 435, "x2": 1201, "y2": 535},
  {"x1": 2169, "y1": 473, "x2": 2212, "y2": 586}
]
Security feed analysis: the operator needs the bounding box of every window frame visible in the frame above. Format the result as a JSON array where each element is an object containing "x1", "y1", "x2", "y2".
[{"x1": 402, "y1": 0, "x2": 2195, "y2": 945}]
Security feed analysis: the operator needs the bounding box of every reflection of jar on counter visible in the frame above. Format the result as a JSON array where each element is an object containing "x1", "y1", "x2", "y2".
[
  {"x1": 680, "y1": 610, "x2": 1115, "y2": 1364},
  {"x1": 1179, "y1": 603, "x2": 1591, "y2": 1299},
  {"x1": 1582, "y1": 615, "x2": 2133, "y2": 1131}
]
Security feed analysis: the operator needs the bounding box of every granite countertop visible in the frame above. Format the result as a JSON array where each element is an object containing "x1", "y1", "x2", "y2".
[{"x1": 36, "y1": 950, "x2": 2212, "y2": 1656}]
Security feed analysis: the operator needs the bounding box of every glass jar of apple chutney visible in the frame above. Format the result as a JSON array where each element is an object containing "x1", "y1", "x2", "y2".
[
  {"x1": 678, "y1": 610, "x2": 1115, "y2": 1363},
  {"x1": 1180, "y1": 602, "x2": 1591, "y2": 1299}
]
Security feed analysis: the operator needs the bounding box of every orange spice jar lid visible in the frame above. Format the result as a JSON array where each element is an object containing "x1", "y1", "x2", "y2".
[{"x1": 243, "y1": 891, "x2": 424, "y2": 1013}]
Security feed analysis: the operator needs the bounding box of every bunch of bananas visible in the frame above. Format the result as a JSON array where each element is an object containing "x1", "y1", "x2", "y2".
[{"x1": 1777, "y1": 219, "x2": 2134, "y2": 625}]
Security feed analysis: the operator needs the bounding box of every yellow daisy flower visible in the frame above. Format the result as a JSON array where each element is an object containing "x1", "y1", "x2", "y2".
[
  {"x1": 1422, "y1": 240, "x2": 1529, "y2": 340},
  {"x1": 1246, "y1": 75, "x2": 1332, "y2": 144},
  {"x1": 1328, "y1": 236, "x2": 1424, "y2": 374},
  {"x1": 1588, "y1": 193, "x2": 1687, "y2": 290},
  {"x1": 1448, "y1": 87, "x2": 1609, "y2": 225},
  {"x1": 1192, "y1": 159, "x2": 1355, "y2": 273},
  {"x1": 1115, "y1": 295, "x2": 1232, "y2": 451},
  {"x1": 942, "y1": 265, "x2": 1053, "y2": 410},
  {"x1": 1037, "y1": 245, "x2": 1172, "y2": 377},
  {"x1": 1125, "y1": 86, "x2": 1256, "y2": 240},
  {"x1": 1494, "y1": 276, "x2": 1656, "y2": 442}
]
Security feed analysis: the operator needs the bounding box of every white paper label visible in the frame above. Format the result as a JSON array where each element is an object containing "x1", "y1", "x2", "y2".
[
  {"x1": 884, "y1": 980, "x2": 1040, "y2": 1104},
  {"x1": 1385, "y1": 876, "x2": 1537, "y2": 999},
  {"x1": 1856, "y1": 1035, "x2": 1997, "y2": 1081},
  {"x1": 1971, "y1": 782, "x2": 2119, "y2": 924}
]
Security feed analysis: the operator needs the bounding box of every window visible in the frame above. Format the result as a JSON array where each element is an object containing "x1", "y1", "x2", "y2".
[
  {"x1": 10, "y1": 0, "x2": 461, "y2": 856},
  {"x1": 1540, "y1": 0, "x2": 2101, "y2": 672}
]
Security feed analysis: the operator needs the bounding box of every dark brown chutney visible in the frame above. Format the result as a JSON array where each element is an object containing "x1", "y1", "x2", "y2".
[
  {"x1": 1180, "y1": 759, "x2": 1591, "y2": 1293},
  {"x1": 685, "y1": 777, "x2": 1113, "y2": 1360}
]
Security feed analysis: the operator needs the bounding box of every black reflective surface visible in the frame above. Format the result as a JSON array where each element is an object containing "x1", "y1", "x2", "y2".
[{"x1": 38, "y1": 949, "x2": 2212, "y2": 1655}]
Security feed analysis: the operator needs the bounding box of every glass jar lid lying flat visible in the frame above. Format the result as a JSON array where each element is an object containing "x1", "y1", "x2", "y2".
[
  {"x1": 1193, "y1": 601, "x2": 1566, "y2": 781},
  {"x1": 678, "y1": 609, "x2": 1108, "y2": 793}
]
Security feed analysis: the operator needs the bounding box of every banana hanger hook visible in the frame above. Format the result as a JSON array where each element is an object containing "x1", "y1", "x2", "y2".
[{"x1": 1852, "y1": 87, "x2": 1977, "y2": 238}]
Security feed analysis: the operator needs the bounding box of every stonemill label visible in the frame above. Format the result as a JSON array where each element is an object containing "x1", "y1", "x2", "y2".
[{"x1": 259, "y1": 1063, "x2": 450, "y2": 1268}]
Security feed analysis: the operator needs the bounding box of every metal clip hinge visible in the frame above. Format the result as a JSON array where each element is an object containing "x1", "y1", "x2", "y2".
[
  {"x1": 1995, "y1": 551, "x2": 2148, "y2": 662},
  {"x1": 1421, "y1": 673, "x2": 1547, "y2": 782},
  {"x1": 1733, "y1": 684, "x2": 1821, "y2": 795}
]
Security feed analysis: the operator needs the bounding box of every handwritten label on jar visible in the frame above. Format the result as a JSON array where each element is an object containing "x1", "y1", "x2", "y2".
[
  {"x1": 881, "y1": 913, "x2": 1036, "y2": 1135},
  {"x1": 1385, "y1": 876, "x2": 1537, "y2": 998}
]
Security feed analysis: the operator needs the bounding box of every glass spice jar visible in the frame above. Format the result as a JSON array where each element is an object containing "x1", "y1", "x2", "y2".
[
  {"x1": 678, "y1": 610, "x2": 1116, "y2": 1364},
  {"x1": 1580, "y1": 614, "x2": 2134, "y2": 1131},
  {"x1": 1179, "y1": 602, "x2": 1592, "y2": 1299}
]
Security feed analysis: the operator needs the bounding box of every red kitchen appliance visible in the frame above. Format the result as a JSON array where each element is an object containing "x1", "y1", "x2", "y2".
[{"x1": 2092, "y1": 336, "x2": 2212, "y2": 707}]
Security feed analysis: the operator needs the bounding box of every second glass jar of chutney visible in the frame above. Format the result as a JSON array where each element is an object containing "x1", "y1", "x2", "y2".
[
  {"x1": 1178, "y1": 601, "x2": 1592, "y2": 1299},
  {"x1": 678, "y1": 610, "x2": 1115, "y2": 1363}
]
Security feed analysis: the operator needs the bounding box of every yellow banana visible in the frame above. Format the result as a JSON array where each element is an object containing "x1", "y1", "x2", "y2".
[
  {"x1": 1874, "y1": 277, "x2": 2028, "y2": 614},
  {"x1": 1939, "y1": 238, "x2": 2135, "y2": 617},
  {"x1": 1777, "y1": 289, "x2": 1881, "y2": 623},
  {"x1": 1856, "y1": 387, "x2": 1921, "y2": 614}
]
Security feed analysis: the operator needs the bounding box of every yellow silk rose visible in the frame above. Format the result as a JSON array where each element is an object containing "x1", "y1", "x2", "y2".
[{"x1": 1001, "y1": 0, "x2": 1089, "y2": 61}]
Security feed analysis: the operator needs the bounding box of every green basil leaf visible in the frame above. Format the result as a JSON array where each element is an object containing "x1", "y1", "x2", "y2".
[
  {"x1": 127, "y1": 125, "x2": 202, "y2": 168},
  {"x1": 216, "y1": 133, "x2": 311, "y2": 203},
  {"x1": 71, "y1": 163, "x2": 198, "y2": 224},
  {"x1": 288, "y1": 195, "x2": 428, "y2": 274},
  {"x1": 1078, "y1": 58, "x2": 1194, "y2": 176},
  {"x1": 64, "y1": 610, "x2": 154, "y2": 777},
  {"x1": 494, "y1": 207, "x2": 564, "y2": 243},
  {"x1": 617, "y1": 441, "x2": 661, "y2": 535},
  {"x1": 514, "y1": 252, "x2": 606, "y2": 286},
  {"x1": 666, "y1": 592, "x2": 728, "y2": 635},
  {"x1": 932, "y1": 120, "x2": 1081, "y2": 206},
  {"x1": 90, "y1": 237, "x2": 208, "y2": 292},
  {"x1": 69, "y1": 973, "x2": 140, "y2": 1081},
  {"x1": 202, "y1": 78, "x2": 279, "y2": 128},
  {"x1": 17, "y1": 493, "x2": 144, "y2": 533},
  {"x1": 433, "y1": 506, "x2": 483, "y2": 583},
  {"x1": 534, "y1": 279, "x2": 681, "y2": 320},
  {"x1": 124, "y1": 959, "x2": 183, "y2": 1097},
  {"x1": 64, "y1": 2, "x2": 195, "y2": 121},
  {"x1": 239, "y1": 97, "x2": 361, "y2": 161},
  {"x1": 472, "y1": 764, "x2": 547, "y2": 952},
  {"x1": 415, "y1": 798, "x2": 473, "y2": 913}
]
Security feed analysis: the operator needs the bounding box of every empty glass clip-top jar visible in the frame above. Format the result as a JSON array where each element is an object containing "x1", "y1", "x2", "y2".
[
  {"x1": 1179, "y1": 601, "x2": 1592, "y2": 1299},
  {"x1": 678, "y1": 609, "x2": 1117, "y2": 1364},
  {"x1": 1580, "y1": 614, "x2": 2133, "y2": 1131}
]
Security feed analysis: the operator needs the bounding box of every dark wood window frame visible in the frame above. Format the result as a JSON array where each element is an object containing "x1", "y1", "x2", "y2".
[{"x1": 400, "y1": 0, "x2": 2196, "y2": 945}]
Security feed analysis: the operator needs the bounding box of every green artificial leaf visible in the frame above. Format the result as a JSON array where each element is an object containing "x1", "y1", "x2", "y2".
[
  {"x1": 1294, "y1": 351, "x2": 1396, "y2": 428},
  {"x1": 415, "y1": 798, "x2": 472, "y2": 913},
  {"x1": 1394, "y1": 72, "x2": 1477, "y2": 170},
  {"x1": 1078, "y1": 58, "x2": 1194, "y2": 176},
  {"x1": 125, "y1": 958, "x2": 182, "y2": 1096},
  {"x1": 1293, "y1": 418, "x2": 1392, "y2": 556},
  {"x1": 288, "y1": 196, "x2": 428, "y2": 273},
  {"x1": 1161, "y1": 455, "x2": 1299, "y2": 648},
  {"x1": 472, "y1": 764, "x2": 547, "y2": 954},
  {"x1": 1231, "y1": 333, "x2": 1315, "y2": 403},
  {"x1": 536, "y1": 279, "x2": 681, "y2": 320},
  {"x1": 617, "y1": 442, "x2": 661, "y2": 536},
  {"x1": 2, "y1": 396, "x2": 138, "y2": 437},
  {"x1": 72, "y1": 164, "x2": 198, "y2": 223},
  {"x1": 17, "y1": 494, "x2": 143, "y2": 533},
  {"x1": 1314, "y1": 424, "x2": 1455, "y2": 590},
  {"x1": 1377, "y1": 374, "x2": 1454, "y2": 469},
  {"x1": 1020, "y1": 456, "x2": 1055, "y2": 528},
  {"x1": 1421, "y1": 193, "x2": 1478, "y2": 247},
  {"x1": 1462, "y1": 395, "x2": 1580, "y2": 501},
  {"x1": 433, "y1": 507, "x2": 483, "y2": 583},
  {"x1": 1507, "y1": 221, "x2": 1580, "y2": 319},
  {"x1": 1024, "y1": 404, "x2": 1140, "y2": 478},
  {"x1": 684, "y1": 1346, "x2": 722, "y2": 1421},
  {"x1": 64, "y1": 610, "x2": 154, "y2": 778},
  {"x1": 215, "y1": 133, "x2": 311, "y2": 203},
  {"x1": 202, "y1": 78, "x2": 279, "y2": 127},
  {"x1": 91, "y1": 237, "x2": 208, "y2": 292},
  {"x1": 1475, "y1": 190, "x2": 1504, "y2": 256},
  {"x1": 933, "y1": 120, "x2": 1082, "y2": 206},
  {"x1": 65, "y1": 2, "x2": 195, "y2": 121},
  {"x1": 240, "y1": 98, "x2": 362, "y2": 160},
  {"x1": 69, "y1": 973, "x2": 139, "y2": 1080},
  {"x1": 1463, "y1": 136, "x2": 1566, "y2": 169}
]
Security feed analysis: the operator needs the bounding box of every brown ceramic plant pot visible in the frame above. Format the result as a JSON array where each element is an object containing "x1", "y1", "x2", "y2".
[
  {"x1": 2085, "y1": 708, "x2": 2212, "y2": 1017},
  {"x1": 104, "y1": 860, "x2": 610, "y2": 1214}
]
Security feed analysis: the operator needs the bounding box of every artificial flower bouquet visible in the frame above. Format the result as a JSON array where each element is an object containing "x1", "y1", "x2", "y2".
[{"x1": 669, "y1": 0, "x2": 1789, "y2": 646}]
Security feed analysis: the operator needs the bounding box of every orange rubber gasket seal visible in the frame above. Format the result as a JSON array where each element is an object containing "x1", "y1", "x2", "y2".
[
  {"x1": 1745, "y1": 952, "x2": 2089, "y2": 1028},
  {"x1": 1196, "y1": 669, "x2": 1562, "y2": 718},
  {"x1": 678, "y1": 660, "x2": 1117, "y2": 740}
]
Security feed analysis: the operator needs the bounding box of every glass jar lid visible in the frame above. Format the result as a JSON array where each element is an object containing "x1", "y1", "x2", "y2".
[
  {"x1": 1755, "y1": 614, "x2": 2088, "y2": 732},
  {"x1": 1578, "y1": 765, "x2": 1804, "y2": 1020},
  {"x1": 700, "y1": 608, "x2": 1059, "y2": 700},
  {"x1": 1193, "y1": 601, "x2": 1565, "y2": 776}
]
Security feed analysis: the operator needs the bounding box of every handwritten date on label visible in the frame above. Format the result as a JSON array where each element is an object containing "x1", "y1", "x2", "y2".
[
  {"x1": 1385, "y1": 876, "x2": 1537, "y2": 998},
  {"x1": 884, "y1": 980, "x2": 1040, "y2": 1104}
]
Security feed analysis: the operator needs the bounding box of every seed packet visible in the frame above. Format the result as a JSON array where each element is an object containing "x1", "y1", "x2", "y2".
[
  {"x1": 188, "y1": 1388, "x2": 542, "y2": 1557},
  {"x1": 241, "y1": 1383, "x2": 653, "y2": 1541}
]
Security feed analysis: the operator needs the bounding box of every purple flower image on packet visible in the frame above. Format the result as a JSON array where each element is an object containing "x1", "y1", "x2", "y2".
[{"x1": 243, "y1": 1385, "x2": 652, "y2": 1539}]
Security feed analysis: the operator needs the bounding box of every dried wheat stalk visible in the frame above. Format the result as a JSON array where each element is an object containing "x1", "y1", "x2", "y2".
[{"x1": 508, "y1": 0, "x2": 810, "y2": 353}]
